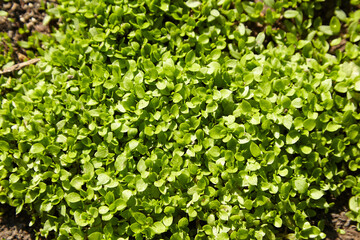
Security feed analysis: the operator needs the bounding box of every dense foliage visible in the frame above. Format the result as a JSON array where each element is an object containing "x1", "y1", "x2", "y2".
[{"x1": 1, "y1": 0, "x2": 360, "y2": 239}]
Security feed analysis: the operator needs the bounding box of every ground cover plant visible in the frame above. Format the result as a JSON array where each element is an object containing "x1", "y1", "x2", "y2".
[{"x1": 1, "y1": 0, "x2": 360, "y2": 239}]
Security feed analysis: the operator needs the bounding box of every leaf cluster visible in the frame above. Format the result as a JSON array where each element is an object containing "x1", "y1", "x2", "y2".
[{"x1": 0, "y1": 0, "x2": 360, "y2": 240}]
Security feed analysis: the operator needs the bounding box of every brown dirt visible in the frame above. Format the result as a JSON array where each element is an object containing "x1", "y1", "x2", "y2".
[
  {"x1": 0, "y1": 204, "x2": 38, "y2": 240},
  {"x1": 0, "y1": 0, "x2": 56, "y2": 63},
  {"x1": 323, "y1": 190, "x2": 360, "y2": 240},
  {"x1": 325, "y1": 212, "x2": 360, "y2": 240}
]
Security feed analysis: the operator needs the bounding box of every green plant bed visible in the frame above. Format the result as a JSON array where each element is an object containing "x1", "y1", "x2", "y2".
[{"x1": 1, "y1": 0, "x2": 360, "y2": 239}]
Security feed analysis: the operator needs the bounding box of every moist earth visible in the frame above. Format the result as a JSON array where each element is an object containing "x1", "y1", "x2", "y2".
[
  {"x1": 0, "y1": 204, "x2": 38, "y2": 240},
  {"x1": 0, "y1": 0, "x2": 55, "y2": 63}
]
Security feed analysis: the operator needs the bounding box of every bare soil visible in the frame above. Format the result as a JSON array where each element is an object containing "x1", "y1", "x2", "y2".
[
  {"x1": 0, "y1": 204, "x2": 38, "y2": 240},
  {"x1": 323, "y1": 190, "x2": 360, "y2": 240},
  {"x1": 0, "y1": 0, "x2": 55, "y2": 63}
]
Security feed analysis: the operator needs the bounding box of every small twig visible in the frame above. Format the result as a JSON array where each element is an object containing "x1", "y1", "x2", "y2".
[{"x1": 0, "y1": 58, "x2": 40, "y2": 75}]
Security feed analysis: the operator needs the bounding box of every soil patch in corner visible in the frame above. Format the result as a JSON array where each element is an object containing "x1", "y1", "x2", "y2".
[
  {"x1": 0, "y1": 0, "x2": 56, "y2": 63},
  {"x1": 324, "y1": 190, "x2": 360, "y2": 240}
]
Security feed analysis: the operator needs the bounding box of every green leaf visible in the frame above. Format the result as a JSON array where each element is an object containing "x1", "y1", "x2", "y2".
[
  {"x1": 115, "y1": 155, "x2": 127, "y2": 172},
  {"x1": 133, "y1": 212, "x2": 147, "y2": 224},
  {"x1": 130, "y1": 223, "x2": 142, "y2": 233},
  {"x1": 152, "y1": 221, "x2": 167, "y2": 234},
  {"x1": 138, "y1": 100, "x2": 149, "y2": 109},
  {"x1": 171, "y1": 154, "x2": 183, "y2": 168},
  {"x1": 188, "y1": 63, "x2": 200, "y2": 72},
  {"x1": 238, "y1": 229, "x2": 248, "y2": 239},
  {"x1": 210, "y1": 49, "x2": 221, "y2": 60},
  {"x1": 293, "y1": 178, "x2": 308, "y2": 193},
  {"x1": 97, "y1": 173, "x2": 111, "y2": 185},
  {"x1": 185, "y1": 0, "x2": 201, "y2": 8},
  {"x1": 137, "y1": 159, "x2": 147, "y2": 174},
  {"x1": 99, "y1": 206, "x2": 109, "y2": 215},
  {"x1": 70, "y1": 176, "x2": 85, "y2": 190},
  {"x1": 163, "y1": 216, "x2": 173, "y2": 227},
  {"x1": 300, "y1": 145, "x2": 312, "y2": 155},
  {"x1": 284, "y1": 10, "x2": 298, "y2": 18},
  {"x1": 65, "y1": 192, "x2": 81, "y2": 203},
  {"x1": 274, "y1": 216, "x2": 282, "y2": 228},
  {"x1": 274, "y1": 79, "x2": 286, "y2": 92},
  {"x1": 144, "y1": 126, "x2": 154, "y2": 136},
  {"x1": 210, "y1": 9, "x2": 220, "y2": 17},
  {"x1": 206, "y1": 101, "x2": 218, "y2": 113},
  {"x1": 300, "y1": 226, "x2": 321, "y2": 238},
  {"x1": 264, "y1": 0, "x2": 274, "y2": 7},
  {"x1": 244, "y1": 199, "x2": 253, "y2": 210},
  {"x1": 128, "y1": 139, "x2": 139, "y2": 150},
  {"x1": 319, "y1": 25, "x2": 333, "y2": 35},
  {"x1": 218, "y1": 232, "x2": 229, "y2": 240},
  {"x1": 198, "y1": 34, "x2": 209, "y2": 44},
  {"x1": 256, "y1": 32, "x2": 265, "y2": 45},
  {"x1": 47, "y1": 145, "x2": 61, "y2": 155},
  {"x1": 105, "y1": 192, "x2": 115, "y2": 205},
  {"x1": 18, "y1": 41, "x2": 30, "y2": 49},
  {"x1": 309, "y1": 189, "x2": 324, "y2": 200},
  {"x1": 240, "y1": 100, "x2": 252, "y2": 113},
  {"x1": 104, "y1": 79, "x2": 117, "y2": 89},
  {"x1": 326, "y1": 122, "x2": 341, "y2": 132},
  {"x1": 286, "y1": 130, "x2": 300, "y2": 145},
  {"x1": 0, "y1": 141, "x2": 9, "y2": 151},
  {"x1": 259, "y1": 99, "x2": 273, "y2": 112},
  {"x1": 136, "y1": 178, "x2": 148, "y2": 192},
  {"x1": 209, "y1": 125, "x2": 227, "y2": 139},
  {"x1": 250, "y1": 142, "x2": 261, "y2": 157},
  {"x1": 220, "y1": 89, "x2": 232, "y2": 99},
  {"x1": 83, "y1": 162, "x2": 95, "y2": 180},
  {"x1": 95, "y1": 145, "x2": 109, "y2": 158},
  {"x1": 283, "y1": 115, "x2": 293, "y2": 130},
  {"x1": 335, "y1": 9, "x2": 347, "y2": 21},
  {"x1": 248, "y1": 174, "x2": 258, "y2": 185},
  {"x1": 178, "y1": 217, "x2": 189, "y2": 228},
  {"x1": 354, "y1": 80, "x2": 360, "y2": 91},
  {"x1": 173, "y1": 93, "x2": 183, "y2": 103},
  {"x1": 30, "y1": 143, "x2": 45, "y2": 154},
  {"x1": 208, "y1": 146, "x2": 221, "y2": 157},
  {"x1": 319, "y1": 79, "x2": 332, "y2": 92},
  {"x1": 303, "y1": 119, "x2": 316, "y2": 131},
  {"x1": 111, "y1": 199, "x2": 127, "y2": 211},
  {"x1": 163, "y1": 58, "x2": 175, "y2": 78},
  {"x1": 291, "y1": 98, "x2": 303, "y2": 108},
  {"x1": 185, "y1": 50, "x2": 196, "y2": 64},
  {"x1": 330, "y1": 16, "x2": 341, "y2": 34},
  {"x1": 88, "y1": 232, "x2": 103, "y2": 240},
  {"x1": 71, "y1": 227, "x2": 85, "y2": 239},
  {"x1": 0, "y1": 10, "x2": 8, "y2": 17},
  {"x1": 349, "y1": 195, "x2": 360, "y2": 212}
]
